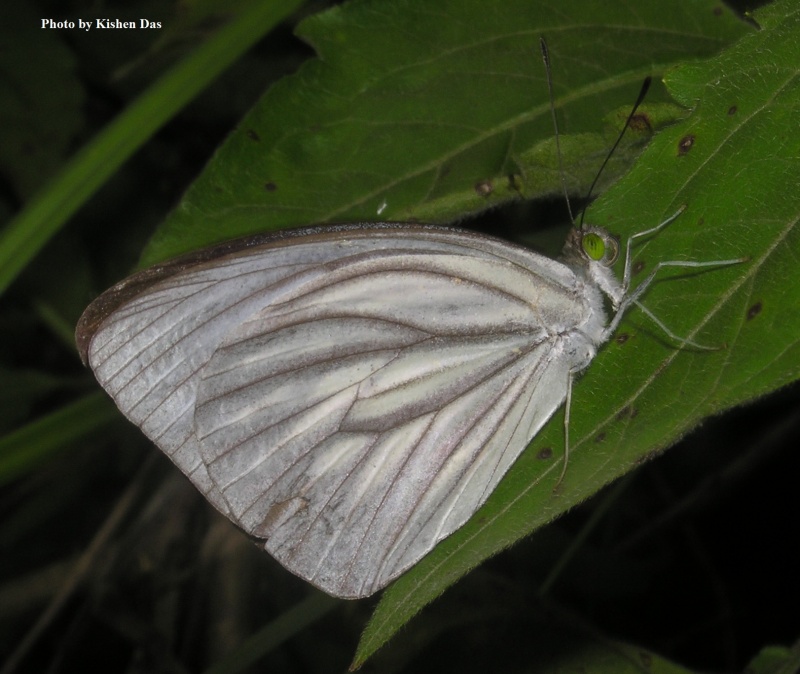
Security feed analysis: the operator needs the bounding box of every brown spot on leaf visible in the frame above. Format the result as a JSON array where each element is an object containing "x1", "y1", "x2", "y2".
[
  {"x1": 507, "y1": 173, "x2": 523, "y2": 195},
  {"x1": 475, "y1": 180, "x2": 494, "y2": 197},
  {"x1": 246, "y1": 129, "x2": 261, "y2": 141},
  {"x1": 537, "y1": 447, "x2": 553, "y2": 460},
  {"x1": 264, "y1": 182, "x2": 277, "y2": 192},
  {"x1": 628, "y1": 113, "x2": 653, "y2": 133},
  {"x1": 747, "y1": 301, "x2": 762, "y2": 321},
  {"x1": 678, "y1": 134, "x2": 695, "y2": 156}
]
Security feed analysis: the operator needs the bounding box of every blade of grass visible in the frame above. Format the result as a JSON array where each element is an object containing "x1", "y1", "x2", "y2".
[
  {"x1": 203, "y1": 592, "x2": 340, "y2": 674},
  {"x1": 0, "y1": 392, "x2": 118, "y2": 485},
  {"x1": 0, "y1": 0, "x2": 306, "y2": 296}
]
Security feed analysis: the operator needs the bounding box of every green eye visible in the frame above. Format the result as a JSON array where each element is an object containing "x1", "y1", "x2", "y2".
[
  {"x1": 582, "y1": 232, "x2": 606, "y2": 261},
  {"x1": 581, "y1": 230, "x2": 620, "y2": 265}
]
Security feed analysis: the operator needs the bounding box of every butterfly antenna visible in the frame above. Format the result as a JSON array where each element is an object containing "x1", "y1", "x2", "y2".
[
  {"x1": 540, "y1": 37, "x2": 576, "y2": 225},
  {"x1": 579, "y1": 75, "x2": 652, "y2": 227}
]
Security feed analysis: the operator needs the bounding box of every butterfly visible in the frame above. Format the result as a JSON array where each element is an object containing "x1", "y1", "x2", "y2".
[{"x1": 76, "y1": 41, "x2": 740, "y2": 598}]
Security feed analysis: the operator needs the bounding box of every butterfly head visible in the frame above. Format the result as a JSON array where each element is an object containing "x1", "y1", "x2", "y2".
[{"x1": 563, "y1": 225, "x2": 624, "y2": 308}]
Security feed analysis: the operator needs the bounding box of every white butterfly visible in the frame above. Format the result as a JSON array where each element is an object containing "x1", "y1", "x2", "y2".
[{"x1": 76, "y1": 215, "x2": 735, "y2": 598}]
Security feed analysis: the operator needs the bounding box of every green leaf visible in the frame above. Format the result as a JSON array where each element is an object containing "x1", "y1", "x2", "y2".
[
  {"x1": 357, "y1": 0, "x2": 798, "y2": 664},
  {"x1": 141, "y1": 0, "x2": 748, "y2": 265},
  {"x1": 744, "y1": 640, "x2": 800, "y2": 674}
]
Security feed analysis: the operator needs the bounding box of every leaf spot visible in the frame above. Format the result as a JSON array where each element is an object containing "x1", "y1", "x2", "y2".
[
  {"x1": 475, "y1": 180, "x2": 493, "y2": 197},
  {"x1": 747, "y1": 301, "x2": 762, "y2": 321},
  {"x1": 678, "y1": 134, "x2": 695, "y2": 156}
]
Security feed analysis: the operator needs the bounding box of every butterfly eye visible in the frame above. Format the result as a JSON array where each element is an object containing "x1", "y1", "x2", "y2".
[{"x1": 581, "y1": 230, "x2": 619, "y2": 266}]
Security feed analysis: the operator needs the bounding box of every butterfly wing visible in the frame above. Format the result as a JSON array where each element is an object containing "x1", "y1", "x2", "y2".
[{"x1": 79, "y1": 225, "x2": 594, "y2": 597}]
